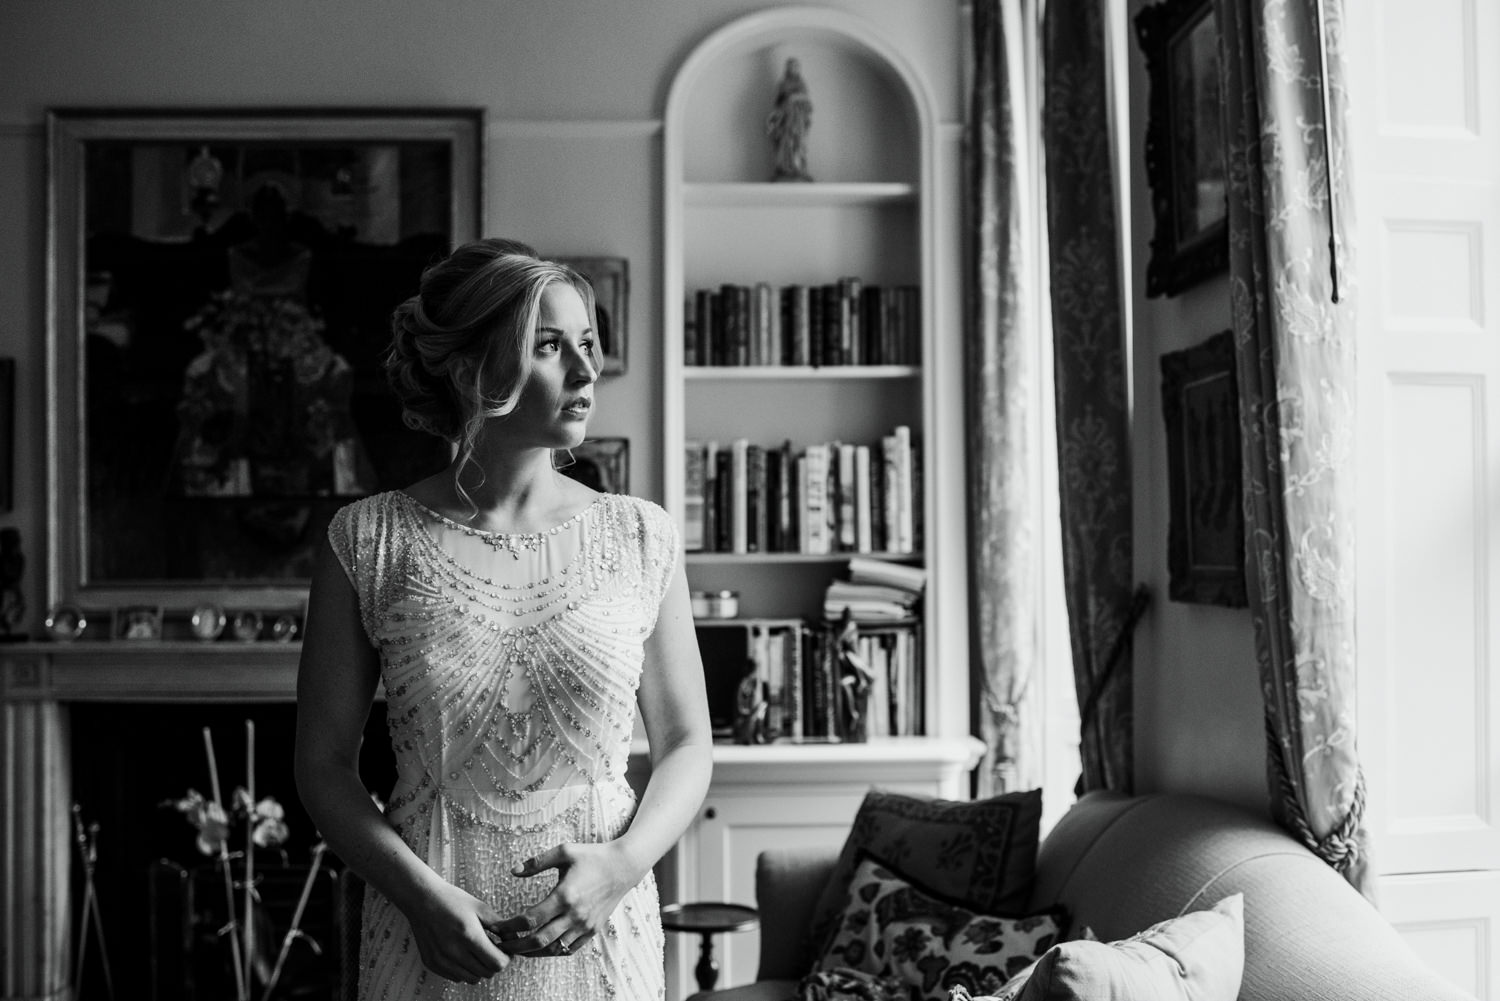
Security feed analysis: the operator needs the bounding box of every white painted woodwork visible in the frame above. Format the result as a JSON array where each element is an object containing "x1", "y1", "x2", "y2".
[
  {"x1": 1379, "y1": 871, "x2": 1500, "y2": 999},
  {"x1": 1351, "y1": 0, "x2": 1500, "y2": 991},
  {"x1": 661, "y1": 6, "x2": 968, "y2": 740}
]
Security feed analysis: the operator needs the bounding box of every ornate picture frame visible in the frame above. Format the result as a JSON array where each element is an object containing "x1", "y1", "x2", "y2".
[
  {"x1": 555, "y1": 256, "x2": 628, "y2": 375},
  {"x1": 46, "y1": 109, "x2": 482, "y2": 611},
  {"x1": 1136, "y1": 0, "x2": 1228, "y2": 297},
  {"x1": 1160, "y1": 330, "x2": 1246, "y2": 607}
]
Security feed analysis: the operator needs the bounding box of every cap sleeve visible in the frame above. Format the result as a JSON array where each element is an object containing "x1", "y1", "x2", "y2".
[
  {"x1": 325, "y1": 496, "x2": 388, "y2": 643},
  {"x1": 646, "y1": 502, "x2": 681, "y2": 610}
]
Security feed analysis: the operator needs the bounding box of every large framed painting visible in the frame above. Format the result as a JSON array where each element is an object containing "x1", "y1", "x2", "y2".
[
  {"x1": 1136, "y1": 0, "x2": 1228, "y2": 297},
  {"x1": 1160, "y1": 330, "x2": 1246, "y2": 606},
  {"x1": 47, "y1": 109, "x2": 482, "y2": 610}
]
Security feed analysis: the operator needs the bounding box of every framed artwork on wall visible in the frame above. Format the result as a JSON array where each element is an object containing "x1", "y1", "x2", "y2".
[
  {"x1": 560, "y1": 438, "x2": 629, "y2": 495},
  {"x1": 46, "y1": 108, "x2": 482, "y2": 610},
  {"x1": 1136, "y1": 0, "x2": 1228, "y2": 297},
  {"x1": 1160, "y1": 330, "x2": 1247, "y2": 607},
  {"x1": 555, "y1": 256, "x2": 628, "y2": 375}
]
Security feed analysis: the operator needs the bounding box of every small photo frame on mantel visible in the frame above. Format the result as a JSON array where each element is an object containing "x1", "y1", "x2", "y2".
[
  {"x1": 1160, "y1": 330, "x2": 1246, "y2": 607},
  {"x1": 1136, "y1": 0, "x2": 1228, "y2": 297},
  {"x1": 555, "y1": 256, "x2": 628, "y2": 375},
  {"x1": 113, "y1": 604, "x2": 164, "y2": 641}
]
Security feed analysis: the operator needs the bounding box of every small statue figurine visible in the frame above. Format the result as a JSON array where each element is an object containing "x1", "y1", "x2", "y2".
[
  {"x1": 0, "y1": 528, "x2": 25, "y2": 641},
  {"x1": 833, "y1": 611, "x2": 876, "y2": 741},
  {"x1": 733, "y1": 667, "x2": 772, "y2": 745},
  {"x1": 766, "y1": 57, "x2": 814, "y2": 182}
]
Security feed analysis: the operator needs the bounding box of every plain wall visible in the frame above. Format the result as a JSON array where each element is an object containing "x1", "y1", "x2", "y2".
[
  {"x1": 1122, "y1": 0, "x2": 1267, "y2": 812},
  {"x1": 0, "y1": 0, "x2": 964, "y2": 635}
]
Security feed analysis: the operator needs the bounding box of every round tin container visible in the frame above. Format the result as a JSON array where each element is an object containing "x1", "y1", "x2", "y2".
[{"x1": 691, "y1": 589, "x2": 739, "y2": 619}]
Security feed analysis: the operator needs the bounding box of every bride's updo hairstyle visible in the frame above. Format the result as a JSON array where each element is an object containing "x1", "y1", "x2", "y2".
[{"x1": 386, "y1": 237, "x2": 600, "y2": 512}]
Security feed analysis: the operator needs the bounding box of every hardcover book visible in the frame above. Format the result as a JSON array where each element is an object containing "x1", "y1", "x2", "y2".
[{"x1": 684, "y1": 440, "x2": 707, "y2": 551}]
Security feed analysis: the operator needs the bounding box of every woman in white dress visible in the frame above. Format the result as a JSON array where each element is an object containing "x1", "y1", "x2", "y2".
[{"x1": 294, "y1": 240, "x2": 713, "y2": 999}]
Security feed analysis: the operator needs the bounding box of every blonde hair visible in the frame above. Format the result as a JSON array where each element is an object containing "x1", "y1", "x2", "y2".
[{"x1": 385, "y1": 238, "x2": 599, "y2": 515}]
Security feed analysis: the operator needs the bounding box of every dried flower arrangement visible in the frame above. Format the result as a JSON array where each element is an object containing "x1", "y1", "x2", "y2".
[{"x1": 163, "y1": 721, "x2": 329, "y2": 1001}]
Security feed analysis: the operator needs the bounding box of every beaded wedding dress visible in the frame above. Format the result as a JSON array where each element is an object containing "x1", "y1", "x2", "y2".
[{"x1": 329, "y1": 490, "x2": 678, "y2": 1000}]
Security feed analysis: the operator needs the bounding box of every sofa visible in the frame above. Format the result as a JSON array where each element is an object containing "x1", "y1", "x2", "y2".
[{"x1": 695, "y1": 791, "x2": 1477, "y2": 1001}]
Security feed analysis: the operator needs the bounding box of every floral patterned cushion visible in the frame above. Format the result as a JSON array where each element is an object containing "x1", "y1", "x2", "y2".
[
  {"x1": 806, "y1": 788, "x2": 1044, "y2": 956},
  {"x1": 817, "y1": 854, "x2": 1067, "y2": 1001}
]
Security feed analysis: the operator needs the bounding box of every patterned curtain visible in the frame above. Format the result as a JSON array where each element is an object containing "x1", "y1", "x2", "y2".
[
  {"x1": 964, "y1": 0, "x2": 1041, "y2": 797},
  {"x1": 1042, "y1": 0, "x2": 1135, "y2": 794},
  {"x1": 1217, "y1": 0, "x2": 1371, "y2": 891}
]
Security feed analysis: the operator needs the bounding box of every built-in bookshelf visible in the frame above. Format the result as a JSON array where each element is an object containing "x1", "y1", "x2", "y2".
[{"x1": 662, "y1": 6, "x2": 943, "y2": 737}]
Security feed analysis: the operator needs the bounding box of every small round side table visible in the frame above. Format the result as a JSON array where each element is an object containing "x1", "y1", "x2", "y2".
[{"x1": 659, "y1": 901, "x2": 759, "y2": 993}]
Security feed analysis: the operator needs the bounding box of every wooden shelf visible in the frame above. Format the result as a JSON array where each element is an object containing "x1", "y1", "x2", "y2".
[
  {"x1": 684, "y1": 365, "x2": 918, "y2": 380},
  {"x1": 686, "y1": 551, "x2": 919, "y2": 565},
  {"x1": 683, "y1": 181, "x2": 915, "y2": 207}
]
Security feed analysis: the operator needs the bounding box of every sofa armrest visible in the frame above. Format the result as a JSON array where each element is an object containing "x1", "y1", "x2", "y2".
[{"x1": 754, "y1": 846, "x2": 839, "y2": 980}]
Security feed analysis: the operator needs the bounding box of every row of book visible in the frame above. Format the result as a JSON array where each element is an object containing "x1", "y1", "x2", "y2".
[
  {"x1": 697, "y1": 617, "x2": 924, "y2": 743},
  {"x1": 684, "y1": 280, "x2": 921, "y2": 368},
  {"x1": 684, "y1": 428, "x2": 921, "y2": 555}
]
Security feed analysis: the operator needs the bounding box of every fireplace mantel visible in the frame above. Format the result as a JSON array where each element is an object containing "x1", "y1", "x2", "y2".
[{"x1": 1, "y1": 640, "x2": 305, "y2": 704}]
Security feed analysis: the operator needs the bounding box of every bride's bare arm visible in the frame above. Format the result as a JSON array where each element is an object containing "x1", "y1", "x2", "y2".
[
  {"x1": 620, "y1": 558, "x2": 715, "y2": 872},
  {"x1": 294, "y1": 537, "x2": 508, "y2": 983}
]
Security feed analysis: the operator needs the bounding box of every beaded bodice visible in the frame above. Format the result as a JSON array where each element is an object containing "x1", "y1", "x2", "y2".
[
  {"x1": 331, "y1": 490, "x2": 676, "y2": 814},
  {"x1": 328, "y1": 490, "x2": 677, "y2": 1000}
]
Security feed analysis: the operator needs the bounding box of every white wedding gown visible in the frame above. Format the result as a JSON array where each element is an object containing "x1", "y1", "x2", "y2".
[{"x1": 329, "y1": 490, "x2": 677, "y2": 1000}]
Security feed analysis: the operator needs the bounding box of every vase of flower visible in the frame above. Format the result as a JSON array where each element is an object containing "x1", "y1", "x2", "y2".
[{"x1": 162, "y1": 723, "x2": 329, "y2": 1001}]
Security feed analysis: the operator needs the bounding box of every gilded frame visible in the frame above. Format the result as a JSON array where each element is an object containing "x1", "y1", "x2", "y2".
[{"x1": 46, "y1": 108, "x2": 482, "y2": 611}]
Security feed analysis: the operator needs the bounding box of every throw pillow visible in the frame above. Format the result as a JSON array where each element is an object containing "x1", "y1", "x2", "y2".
[
  {"x1": 807, "y1": 788, "x2": 1044, "y2": 955},
  {"x1": 988, "y1": 927, "x2": 1098, "y2": 1001},
  {"x1": 1011, "y1": 894, "x2": 1245, "y2": 1001},
  {"x1": 818, "y1": 853, "x2": 1067, "y2": 1001}
]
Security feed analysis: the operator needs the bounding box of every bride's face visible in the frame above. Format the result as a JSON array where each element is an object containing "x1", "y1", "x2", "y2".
[{"x1": 496, "y1": 282, "x2": 598, "y2": 449}]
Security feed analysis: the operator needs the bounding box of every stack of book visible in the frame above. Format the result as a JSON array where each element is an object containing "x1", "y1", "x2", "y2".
[
  {"x1": 683, "y1": 278, "x2": 921, "y2": 367},
  {"x1": 683, "y1": 428, "x2": 920, "y2": 555},
  {"x1": 822, "y1": 556, "x2": 926, "y2": 621}
]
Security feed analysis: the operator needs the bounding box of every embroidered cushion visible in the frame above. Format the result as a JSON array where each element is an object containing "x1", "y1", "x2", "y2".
[
  {"x1": 807, "y1": 788, "x2": 1044, "y2": 954},
  {"x1": 818, "y1": 854, "x2": 1067, "y2": 1001}
]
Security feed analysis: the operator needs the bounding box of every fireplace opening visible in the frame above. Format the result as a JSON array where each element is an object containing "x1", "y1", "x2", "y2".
[{"x1": 69, "y1": 701, "x2": 395, "y2": 1001}]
